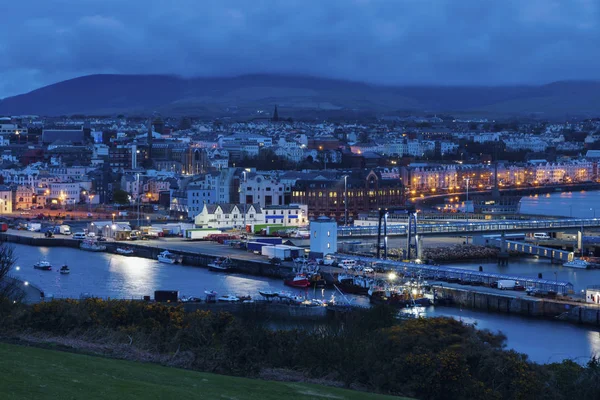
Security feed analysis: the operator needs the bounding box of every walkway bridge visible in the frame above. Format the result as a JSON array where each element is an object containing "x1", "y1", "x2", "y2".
[
  {"x1": 342, "y1": 254, "x2": 574, "y2": 295},
  {"x1": 499, "y1": 239, "x2": 574, "y2": 264},
  {"x1": 338, "y1": 218, "x2": 600, "y2": 238}
]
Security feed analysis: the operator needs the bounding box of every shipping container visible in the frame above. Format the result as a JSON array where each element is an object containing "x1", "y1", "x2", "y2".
[
  {"x1": 261, "y1": 245, "x2": 290, "y2": 260},
  {"x1": 256, "y1": 237, "x2": 283, "y2": 245},
  {"x1": 184, "y1": 229, "x2": 221, "y2": 240},
  {"x1": 154, "y1": 290, "x2": 179, "y2": 303},
  {"x1": 247, "y1": 241, "x2": 269, "y2": 253}
]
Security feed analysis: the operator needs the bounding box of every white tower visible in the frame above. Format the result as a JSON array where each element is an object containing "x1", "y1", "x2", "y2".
[{"x1": 310, "y1": 217, "x2": 337, "y2": 256}]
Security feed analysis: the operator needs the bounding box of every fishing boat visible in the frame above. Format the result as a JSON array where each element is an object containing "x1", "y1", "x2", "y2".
[
  {"x1": 563, "y1": 258, "x2": 590, "y2": 269},
  {"x1": 59, "y1": 264, "x2": 70, "y2": 274},
  {"x1": 208, "y1": 257, "x2": 234, "y2": 272},
  {"x1": 33, "y1": 260, "x2": 52, "y2": 271},
  {"x1": 217, "y1": 294, "x2": 240, "y2": 302},
  {"x1": 157, "y1": 250, "x2": 181, "y2": 264},
  {"x1": 80, "y1": 239, "x2": 106, "y2": 252},
  {"x1": 116, "y1": 247, "x2": 134, "y2": 256},
  {"x1": 284, "y1": 273, "x2": 311, "y2": 288},
  {"x1": 336, "y1": 274, "x2": 373, "y2": 295}
]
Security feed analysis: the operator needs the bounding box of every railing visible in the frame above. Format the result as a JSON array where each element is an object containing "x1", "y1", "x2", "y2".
[{"x1": 338, "y1": 218, "x2": 600, "y2": 237}]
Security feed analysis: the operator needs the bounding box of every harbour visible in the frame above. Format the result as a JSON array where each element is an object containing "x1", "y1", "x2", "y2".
[{"x1": 5, "y1": 190, "x2": 600, "y2": 365}]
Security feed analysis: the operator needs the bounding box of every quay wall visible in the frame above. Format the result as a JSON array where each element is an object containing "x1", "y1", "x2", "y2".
[
  {"x1": 0, "y1": 233, "x2": 294, "y2": 279},
  {"x1": 436, "y1": 285, "x2": 600, "y2": 326}
]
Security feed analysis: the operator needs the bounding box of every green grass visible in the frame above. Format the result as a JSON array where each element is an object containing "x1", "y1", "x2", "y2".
[{"x1": 0, "y1": 343, "x2": 407, "y2": 400}]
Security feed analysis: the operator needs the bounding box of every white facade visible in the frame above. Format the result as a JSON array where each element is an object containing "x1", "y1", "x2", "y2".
[
  {"x1": 50, "y1": 181, "x2": 92, "y2": 204},
  {"x1": 263, "y1": 204, "x2": 308, "y2": 227},
  {"x1": 194, "y1": 203, "x2": 264, "y2": 229},
  {"x1": 0, "y1": 187, "x2": 13, "y2": 214},
  {"x1": 240, "y1": 173, "x2": 286, "y2": 208},
  {"x1": 310, "y1": 217, "x2": 337, "y2": 256}
]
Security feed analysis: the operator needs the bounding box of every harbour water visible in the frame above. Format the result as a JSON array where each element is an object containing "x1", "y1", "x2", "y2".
[{"x1": 8, "y1": 190, "x2": 600, "y2": 364}]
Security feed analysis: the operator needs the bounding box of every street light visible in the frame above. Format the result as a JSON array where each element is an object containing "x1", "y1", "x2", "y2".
[
  {"x1": 464, "y1": 177, "x2": 470, "y2": 244},
  {"x1": 88, "y1": 194, "x2": 95, "y2": 213},
  {"x1": 112, "y1": 213, "x2": 116, "y2": 223}
]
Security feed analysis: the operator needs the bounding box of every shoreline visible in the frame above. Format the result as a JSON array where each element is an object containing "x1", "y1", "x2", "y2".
[{"x1": 5, "y1": 230, "x2": 600, "y2": 327}]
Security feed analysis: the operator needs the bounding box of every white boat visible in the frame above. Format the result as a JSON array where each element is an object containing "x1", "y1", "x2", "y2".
[
  {"x1": 59, "y1": 265, "x2": 70, "y2": 275},
  {"x1": 217, "y1": 294, "x2": 240, "y2": 302},
  {"x1": 33, "y1": 260, "x2": 52, "y2": 270},
  {"x1": 116, "y1": 247, "x2": 134, "y2": 256},
  {"x1": 157, "y1": 250, "x2": 180, "y2": 264},
  {"x1": 204, "y1": 290, "x2": 218, "y2": 303},
  {"x1": 80, "y1": 239, "x2": 106, "y2": 252},
  {"x1": 563, "y1": 258, "x2": 590, "y2": 269}
]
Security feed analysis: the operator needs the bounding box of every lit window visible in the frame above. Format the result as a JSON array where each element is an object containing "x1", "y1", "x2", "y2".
[
  {"x1": 327, "y1": 231, "x2": 330, "y2": 237},
  {"x1": 327, "y1": 243, "x2": 330, "y2": 249}
]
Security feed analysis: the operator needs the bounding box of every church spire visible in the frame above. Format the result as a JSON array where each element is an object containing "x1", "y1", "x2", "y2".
[{"x1": 272, "y1": 105, "x2": 279, "y2": 122}]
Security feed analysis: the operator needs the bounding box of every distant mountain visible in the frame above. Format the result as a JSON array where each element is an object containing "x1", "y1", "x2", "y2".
[{"x1": 2, "y1": 74, "x2": 600, "y2": 118}]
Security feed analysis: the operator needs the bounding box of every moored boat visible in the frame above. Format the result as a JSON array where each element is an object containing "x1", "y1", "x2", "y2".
[
  {"x1": 33, "y1": 260, "x2": 52, "y2": 271},
  {"x1": 59, "y1": 264, "x2": 70, "y2": 274},
  {"x1": 116, "y1": 247, "x2": 134, "y2": 256},
  {"x1": 204, "y1": 290, "x2": 218, "y2": 303},
  {"x1": 80, "y1": 239, "x2": 106, "y2": 252},
  {"x1": 157, "y1": 250, "x2": 181, "y2": 264},
  {"x1": 208, "y1": 257, "x2": 234, "y2": 272},
  {"x1": 563, "y1": 258, "x2": 590, "y2": 269},
  {"x1": 284, "y1": 273, "x2": 311, "y2": 288},
  {"x1": 217, "y1": 294, "x2": 240, "y2": 302},
  {"x1": 259, "y1": 290, "x2": 279, "y2": 299}
]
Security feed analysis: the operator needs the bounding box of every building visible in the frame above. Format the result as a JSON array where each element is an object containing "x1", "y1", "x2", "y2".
[
  {"x1": 263, "y1": 204, "x2": 308, "y2": 227},
  {"x1": 291, "y1": 169, "x2": 405, "y2": 221},
  {"x1": 309, "y1": 217, "x2": 337, "y2": 256},
  {"x1": 14, "y1": 185, "x2": 35, "y2": 210},
  {"x1": 194, "y1": 203, "x2": 264, "y2": 229},
  {"x1": 0, "y1": 185, "x2": 13, "y2": 214}
]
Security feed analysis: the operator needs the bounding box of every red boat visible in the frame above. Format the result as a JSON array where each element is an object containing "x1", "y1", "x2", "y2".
[{"x1": 284, "y1": 273, "x2": 311, "y2": 288}]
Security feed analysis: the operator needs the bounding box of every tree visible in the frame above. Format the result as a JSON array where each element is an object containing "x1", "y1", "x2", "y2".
[
  {"x1": 113, "y1": 189, "x2": 130, "y2": 205},
  {"x1": 0, "y1": 244, "x2": 23, "y2": 310}
]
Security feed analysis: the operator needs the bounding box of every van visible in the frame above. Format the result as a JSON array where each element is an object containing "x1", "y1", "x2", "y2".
[
  {"x1": 339, "y1": 259, "x2": 356, "y2": 269},
  {"x1": 533, "y1": 233, "x2": 550, "y2": 240},
  {"x1": 73, "y1": 232, "x2": 86, "y2": 240}
]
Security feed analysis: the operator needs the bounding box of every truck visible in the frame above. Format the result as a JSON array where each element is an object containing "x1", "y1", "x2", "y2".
[
  {"x1": 497, "y1": 280, "x2": 517, "y2": 290},
  {"x1": 185, "y1": 229, "x2": 221, "y2": 240},
  {"x1": 59, "y1": 224, "x2": 71, "y2": 235},
  {"x1": 154, "y1": 290, "x2": 179, "y2": 303}
]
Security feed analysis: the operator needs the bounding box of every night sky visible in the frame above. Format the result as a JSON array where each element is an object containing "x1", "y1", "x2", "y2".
[{"x1": 2, "y1": 0, "x2": 599, "y2": 98}]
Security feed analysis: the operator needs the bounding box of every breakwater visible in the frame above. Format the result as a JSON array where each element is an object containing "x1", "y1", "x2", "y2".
[{"x1": 435, "y1": 285, "x2": 600, "y2": 326}]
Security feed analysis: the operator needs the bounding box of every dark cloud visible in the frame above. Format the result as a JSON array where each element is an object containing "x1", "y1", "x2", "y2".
[{"x1": 2, "y1": 0, "x2": 600, "y2": 98}]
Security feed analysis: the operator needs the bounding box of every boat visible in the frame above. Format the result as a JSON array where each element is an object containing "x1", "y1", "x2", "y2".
[
  {"x1": 204, "y1": 290, "x2": 218, "y2": 303},
  {"x1": 563, "y1": 258, "x2": 590, "y2": 269},
  {"x1": 80, "y1": 239, "x2": 107, "y2": 252},
  {"x1": 59, "y1": 264, "x2": 70, "y2": 274},
  {"x1": 116, "y1": 247, "x2": 134, "y2": 256},
  {"x1": 157, "y1": 250, "x2": 180, "y2": 264},
  {"x1": 284, "y1": 273, "x2": 311, "y2": 288},
  {"x1": 336, "y1": 274, "x2": 373, "y2": 295},
  {"x1": 208, "y1": 257, "x2": 234, "y2": 272},
  {"x1": 33, "y1": 260, "x2": 52, "y2": 271},
  {"x1": 217, "y1": 294, "x2": 240, "y2": 302},
  {"x1": 258, "y1": 290, "x2": 279, "y2": 299}
]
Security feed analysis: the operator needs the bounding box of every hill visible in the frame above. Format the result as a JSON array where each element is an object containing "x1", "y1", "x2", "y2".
[
  {"x1": 0, "y1": 342, "x2": 405, "y2": 400},
  {"x1": 1, "y1": 74, "x2": 600, "y2": 118}
]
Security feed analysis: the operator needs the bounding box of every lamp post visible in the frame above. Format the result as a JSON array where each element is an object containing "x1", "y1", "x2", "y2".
[
  {"x1": 112, "y1": 213, "x2": 116, "y2": 223},
  {"x1": 343, "y1": 175, "x2": 348, "y2": 227},
  {"x1": 465, "y1": 178, "x2": 470, "y2": 244},
  {"x1": 242, "y1": 171, "x2": 247, "y2": 232},
  {"x1": 88, "y1": 194, "x2": 94, "y2": 213}
]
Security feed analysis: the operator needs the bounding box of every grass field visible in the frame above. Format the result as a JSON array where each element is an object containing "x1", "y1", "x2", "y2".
[{"x1": 0, "y1": 343, "x2": 408, "y2": 400}]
